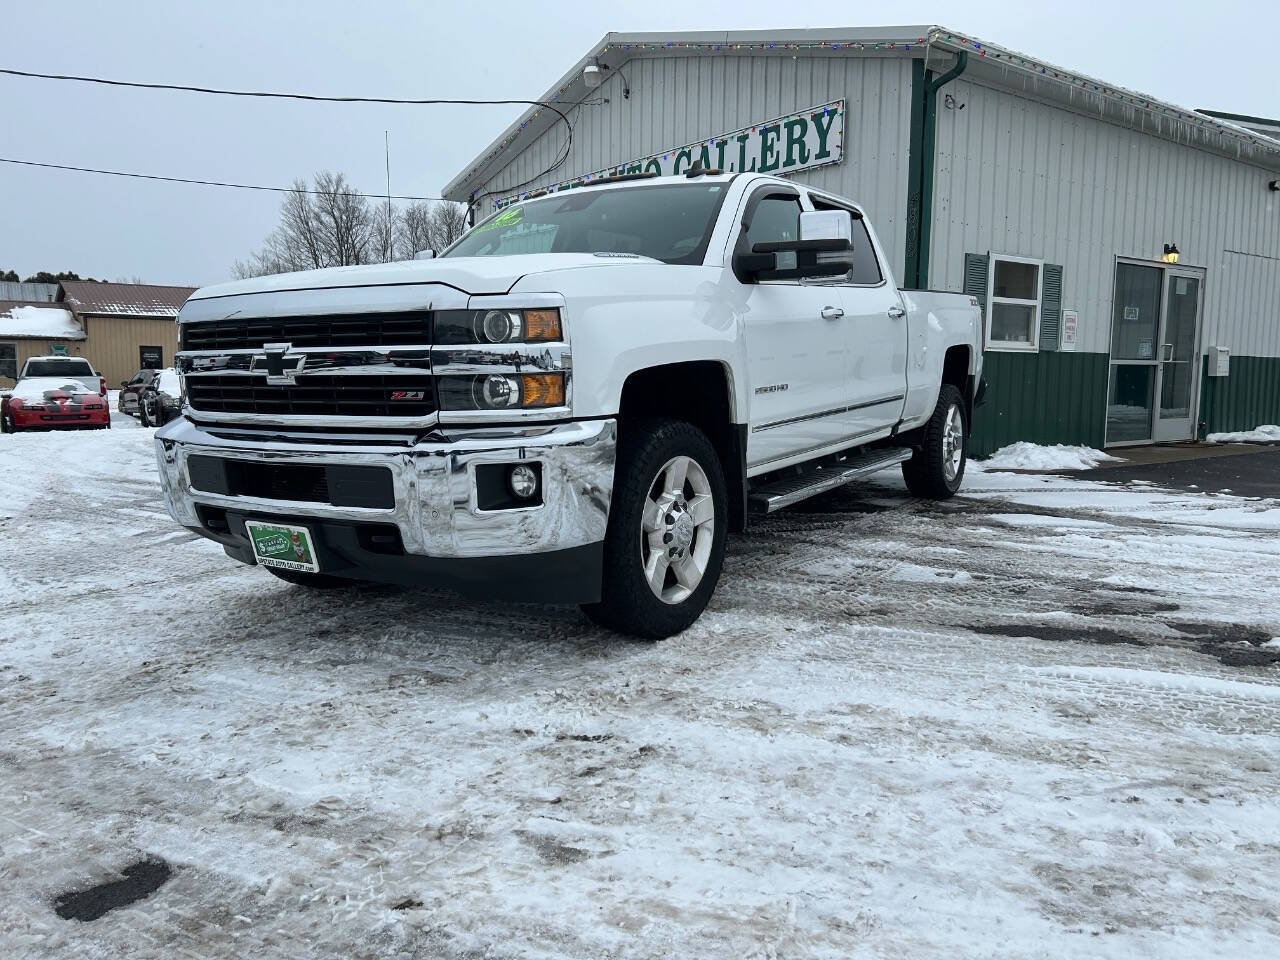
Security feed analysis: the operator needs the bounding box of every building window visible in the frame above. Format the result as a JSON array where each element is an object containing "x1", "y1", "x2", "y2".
[
  {"x1": 0, "y1": 343, "x2": 16, "y2": 380},
  {"x1": 139, "y1": 345, "x2": 163, "y2": 368},
  {"x1": 986, "y1": 254, "x2": 1043, "y2": 350}
]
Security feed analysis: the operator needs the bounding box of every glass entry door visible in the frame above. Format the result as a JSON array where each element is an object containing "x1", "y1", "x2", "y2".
[
  {"x1": 1107, "y1": 262, "x2": 1204, "y2": 445},
  {"x1": 1154, "y1": 271, "x2": 1202, "y2": 442}
]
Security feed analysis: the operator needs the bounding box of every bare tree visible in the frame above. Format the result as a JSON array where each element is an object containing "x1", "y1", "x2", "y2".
[
  {"x1": 234, "y1": 172, "x2": 380, "y2": 278},
  {"x1": 427, "y1": 202, "x2": 468, "y2": 252},
  {"x1": 395, "y1": 201, "x2": 434, "y2": 258}
]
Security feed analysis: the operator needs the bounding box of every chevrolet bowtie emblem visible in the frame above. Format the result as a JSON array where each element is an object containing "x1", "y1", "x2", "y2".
[{"x1": 260, "y1": 342, "x2": 304, "y2": 385}]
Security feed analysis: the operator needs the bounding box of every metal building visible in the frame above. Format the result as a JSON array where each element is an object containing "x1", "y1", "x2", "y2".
[{"x1": 443, "y1": 26, "x2": 1280, "y2": 454}]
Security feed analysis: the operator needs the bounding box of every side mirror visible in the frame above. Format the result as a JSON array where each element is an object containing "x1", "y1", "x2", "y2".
[
  {"x1": 413, "y1": 249, "x2": 436, "y2": 260},
  {"x1": 735, "y1": 208, "x2": 857, "y2": 283}
]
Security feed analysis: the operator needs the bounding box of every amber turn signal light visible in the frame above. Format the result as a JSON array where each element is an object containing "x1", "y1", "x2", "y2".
[
  {"x1": 520, "y1": 373, "x2": 566, "y2": 408},
  {"x1": 523, "y1": 308, "x2": 562, "y2": 343}
]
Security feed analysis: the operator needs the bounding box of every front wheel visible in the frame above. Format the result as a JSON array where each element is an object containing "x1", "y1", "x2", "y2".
[
  {"x1": 902, "y1": 384, "x2": 968, "y2": 499},
  {"x1": 581, "y1": 419, "x2": 727, "y2": 640},
  {"x1": 138, "y1": 397, "x2": 153, "y2": 428}
]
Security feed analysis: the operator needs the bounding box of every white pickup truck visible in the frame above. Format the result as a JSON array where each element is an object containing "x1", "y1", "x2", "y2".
[{"x1": 156, "y1": 172, "x2": 983, "y2": 637}]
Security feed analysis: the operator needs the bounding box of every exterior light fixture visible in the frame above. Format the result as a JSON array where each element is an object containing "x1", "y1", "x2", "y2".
[
  {"x1": 1270, "y1": 180, "x2": 1280, "y2": 192},
  {"x1": 583, "y1": 62, "x2": 604, "y2": 88},
  {"x1": 1162, "y1": 243, "x2": 1180, "y2": 264}
]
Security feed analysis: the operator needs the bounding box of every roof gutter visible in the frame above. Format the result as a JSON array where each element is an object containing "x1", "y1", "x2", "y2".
[{"x1": 904, "y1": 50, "x2": 967, "y2": 290}]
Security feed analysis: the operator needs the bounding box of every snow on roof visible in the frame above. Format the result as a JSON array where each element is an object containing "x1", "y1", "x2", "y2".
[
  {"x1": 60, "y1": 281, "x2": 195, "y2": 318},
  {"x1": 0, "y1": 301, "x2": 86, "y2": 340}
]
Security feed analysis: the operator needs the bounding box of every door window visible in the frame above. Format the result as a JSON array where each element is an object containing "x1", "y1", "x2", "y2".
[
  {"x1": 809, "y1": 197, "x2": 883, "y2": 285},
  {"x1": 0, "y1": 343, "x2": 15, "y2": 381},
  {"x1": 744, "y1": 195, "x2": 801, "y2": 251},
  {"x1": 1159, "y1": 276, "x2": 1200, "y2": 421}
]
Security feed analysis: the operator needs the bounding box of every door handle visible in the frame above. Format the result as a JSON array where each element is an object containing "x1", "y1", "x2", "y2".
[
  {"x1": 821, "y1": 306, "x2": 844, "y2": 320},
  {"x1": 887, "y1": 305, "x2": 906, "y2": 319}
]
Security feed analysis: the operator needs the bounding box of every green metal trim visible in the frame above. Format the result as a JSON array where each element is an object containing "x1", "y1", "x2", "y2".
[
  {"x1": 903, "y1": 52, "x2": 967, "y2": 290},
  {"x1": 903, "y1": 59, "x2": 927, "y2": 289},
  {"x1": 970, "y1": 351, "x2": 1109, "y2": 458}
]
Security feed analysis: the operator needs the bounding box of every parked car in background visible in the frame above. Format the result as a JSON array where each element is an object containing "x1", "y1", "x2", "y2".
[
  {"x1": 18, "y1": 356, "x2": 107, "y2": 397},
  {"x1": 119, "y1": 368, "x2": 158, "y2": 416},
  {"x1": 1, "y1": 377, "x2": 110, "y2": 432},
  {"x1": 139, "y1": 368, "x2": 182, "y2": 427}
]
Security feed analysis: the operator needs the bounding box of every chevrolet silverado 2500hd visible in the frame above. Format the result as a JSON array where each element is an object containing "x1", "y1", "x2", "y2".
[{"x1": 156, "y1": 172, "x2": 983, "y2": 638}]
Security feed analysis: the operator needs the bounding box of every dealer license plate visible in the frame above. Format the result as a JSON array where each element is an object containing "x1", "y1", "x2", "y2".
[{"x1": 245, "y1": 520, "x2": 320, "y2": 573}]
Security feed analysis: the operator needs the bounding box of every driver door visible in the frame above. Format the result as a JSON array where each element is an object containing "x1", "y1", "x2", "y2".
[{"x1": 737, "y1": 188, "x2": 851, "y2": 471}]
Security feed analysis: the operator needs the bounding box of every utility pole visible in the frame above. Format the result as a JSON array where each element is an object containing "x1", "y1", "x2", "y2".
[{"x1": 385, "y1": 131, "x2": 393, "y2": 261}]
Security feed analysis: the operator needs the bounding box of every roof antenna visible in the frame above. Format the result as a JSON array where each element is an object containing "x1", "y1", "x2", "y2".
[{"x1": 684, "y1": 159, "x2": 722, "y2": 179}]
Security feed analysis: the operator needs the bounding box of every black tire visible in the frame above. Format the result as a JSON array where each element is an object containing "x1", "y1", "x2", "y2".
[
  {"x1": 581, "y1": 418, "x2": 728, "y2": 640},
  {"x1": 0, "y1": 412, "x2": 10, "y2": 434},
  {"x1": 902, "y1": 383, "x2": 968, "y2": 499},
  {"x1": 139, "y1": 396, "x2": 153, "y2": 428},
  {"x1": 264, "y1": 567, "x2": 356, "y2": 589}
]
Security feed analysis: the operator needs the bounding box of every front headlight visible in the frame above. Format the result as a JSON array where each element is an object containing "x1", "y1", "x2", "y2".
[
  {"x1": 437, "y1": 373, "x2": 566, "y2": 411},
  {"x1": 435, "y1": 308, "x2": 562, "y2": 345}
]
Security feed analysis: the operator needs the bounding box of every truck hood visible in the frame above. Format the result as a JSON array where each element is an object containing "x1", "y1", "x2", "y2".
[{"x1": 189, "y1": 254, "x2": 655, "y2": 301}]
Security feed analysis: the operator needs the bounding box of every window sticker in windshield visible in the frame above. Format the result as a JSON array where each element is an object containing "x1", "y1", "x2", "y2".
[{"x1": 475, "y1": 206, "x2": 523, "y2": 233}]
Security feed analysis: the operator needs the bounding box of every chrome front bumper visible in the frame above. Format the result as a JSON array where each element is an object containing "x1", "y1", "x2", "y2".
[{"x1": 154, "y1": 417, "x2": 616, "y2": 559}]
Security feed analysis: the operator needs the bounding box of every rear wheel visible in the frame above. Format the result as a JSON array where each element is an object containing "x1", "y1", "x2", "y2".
[
  {"x1": 902, "y1": 383, "x2": 967, "y2": 499},
  {"x1": 264, "y1": 567, "x2": 356, "y2": 589},
  {"x1": 581, "y1": 418, "x2": 727, "y2": 639},
  {"x1": 0, "y1": 412, "x2": 12, "y2": 434}
]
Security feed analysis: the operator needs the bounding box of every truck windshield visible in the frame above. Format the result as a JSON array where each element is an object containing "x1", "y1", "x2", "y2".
[
  {"x1": 444, "y1": 183, "x2": 727, "y2": 265},
  {"x1": 24, "y1": 358, "x2": 93, "y2": 377}
]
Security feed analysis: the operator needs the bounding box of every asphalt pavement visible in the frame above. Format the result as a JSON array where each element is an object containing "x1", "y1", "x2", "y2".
[{"x1": 1058, "y1": 446, "x2": 1280, "y2": 498}]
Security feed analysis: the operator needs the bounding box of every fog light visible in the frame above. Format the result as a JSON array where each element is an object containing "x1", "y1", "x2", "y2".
[{"x1": 509, "y1": 463, "x2": 539, "y2": 500}]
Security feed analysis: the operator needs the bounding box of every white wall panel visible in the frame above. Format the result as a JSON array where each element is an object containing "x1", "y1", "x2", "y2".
[
  {"x1": 472, "y1": 54, "x2": 915, "y2": 280},
  {"x1": 931, "y1": 77, "x2": 1280, "y2": 356}
]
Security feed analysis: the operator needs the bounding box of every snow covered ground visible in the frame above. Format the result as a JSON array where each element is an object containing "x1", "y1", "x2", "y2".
[
  {"x1": 1207, "y1": 424, "x2": 1280, "y2": 444},
  {"x1": 2, "y1": 423, "x2": 1279, "y2": 959}
]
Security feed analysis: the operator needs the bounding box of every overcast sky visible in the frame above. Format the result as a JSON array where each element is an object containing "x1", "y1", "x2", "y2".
[{"x1": 2, "y1": 0, "x2": 1270, "y2": 287}]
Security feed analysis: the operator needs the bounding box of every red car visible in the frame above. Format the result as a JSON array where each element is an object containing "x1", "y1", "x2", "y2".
[{"x1": 1, "y1": 377, "x2": 111, "y2": 433}]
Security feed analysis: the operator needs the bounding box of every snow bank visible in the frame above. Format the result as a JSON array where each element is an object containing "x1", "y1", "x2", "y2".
[
  {"x1": 977, "y1": 442, "x2": 1122, "y2": 472},
  {"x1": 1207, "y1": 425, "x2": 1280, "y2": 444},
  {"x1": 0, "y1": 305, "x2": 85, "y2": 340}
]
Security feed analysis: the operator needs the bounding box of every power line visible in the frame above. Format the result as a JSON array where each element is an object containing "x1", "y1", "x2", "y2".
[
  {"x1": 0, "y1": 64, "x2": 578, "y2": 214},
  {"x1": 0, "y1": 156, "x2": 445, "y2": 200}
]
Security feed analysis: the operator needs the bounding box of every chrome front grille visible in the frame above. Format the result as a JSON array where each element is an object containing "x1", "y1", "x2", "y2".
[
  {"x1": 180, "y1": 310, "x2": 433, "y2": 351},
  {"x1": 185, "y1": 374, "x2": 436, "y2": 418}
]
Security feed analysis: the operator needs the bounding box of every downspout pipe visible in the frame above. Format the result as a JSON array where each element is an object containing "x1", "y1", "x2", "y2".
[{"x1": 904, "y1": 50, "x2": 968, "y2": 290}]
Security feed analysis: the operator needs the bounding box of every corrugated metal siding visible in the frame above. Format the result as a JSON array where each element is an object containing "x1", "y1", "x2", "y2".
[
  {"x1": 970, "y1": 351, "x2": 1109, "y2": 457},
  {"x1": 81, "y1": 315, "x2": 179, "y2": 386},
  {"x1": 0, "y1": 340, "x2": 92, "y2": 388},
  {"x1": 475, "y1": 54, "x2": 915, "y2": 280},
  {"x1": 930, "y1": 77, "x2": 1280, "y2": 357},
  {"x1": 1200, "y1": 355, "x2": 1280, "y2": 435},
  {"x1": 0, "y1": 282, "x2": 58, "y2": 302}
]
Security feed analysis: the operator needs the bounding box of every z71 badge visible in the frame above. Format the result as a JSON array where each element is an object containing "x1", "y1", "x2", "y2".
[{"x1": 390, "y1": 391, "x2": 426, "y2": 401}]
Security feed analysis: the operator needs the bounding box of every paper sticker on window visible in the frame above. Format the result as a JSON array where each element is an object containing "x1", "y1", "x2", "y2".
[{"x1": 1123, "y1": 306, "x2": 1140, "y2": 321}]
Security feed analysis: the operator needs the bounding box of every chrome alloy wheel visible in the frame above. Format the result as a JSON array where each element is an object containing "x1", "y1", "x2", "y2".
[
  {"x1": 942, "y1": 403, "x2": 964, "y2": 482},
  {"x1": 640, "y1": 455, "x2": 715, "y2": 604}
]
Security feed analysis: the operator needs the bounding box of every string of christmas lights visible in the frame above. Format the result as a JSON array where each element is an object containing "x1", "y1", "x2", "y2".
[{"x1": 458, "y1": 27, "x2": 1278, "y2": 197}]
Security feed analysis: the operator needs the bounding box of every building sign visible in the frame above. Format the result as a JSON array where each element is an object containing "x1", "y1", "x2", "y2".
[
  {"x1": 496, "y1": 100, "x2": 844, "y2": 208},
  {"x1": 1061, "y1": 310, "x2": 1078, "y2": 351},
  {"x1": 49, "y1": 343, "x2": 69, "y2": 356}
]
